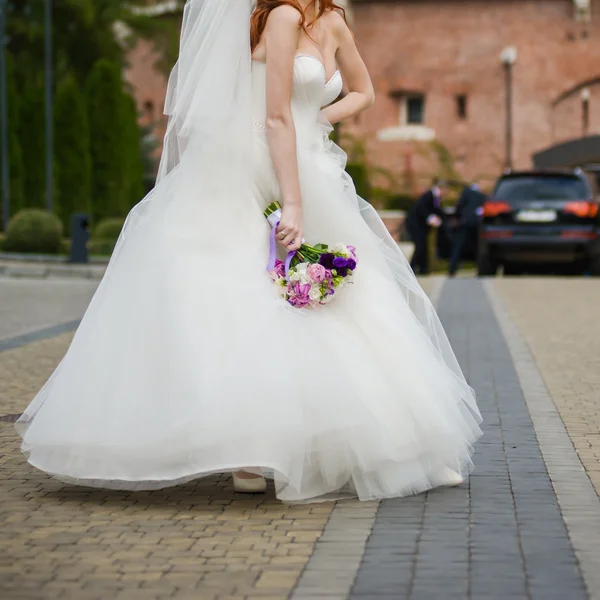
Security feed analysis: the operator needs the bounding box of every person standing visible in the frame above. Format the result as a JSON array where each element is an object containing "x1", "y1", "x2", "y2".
[
  {"x1": 408, "y1": 179, "x2": 445, "y2": 275},
  {"x1": 15, "y1": 0, "x2": 481, "y2": 503},
  {"x1": 448, "y1": 183, "x2": 486, "y2": 277}
]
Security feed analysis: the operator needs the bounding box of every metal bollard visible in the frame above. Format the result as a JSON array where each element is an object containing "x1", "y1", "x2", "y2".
[{"x1": 70, "y1": 213, "x2": 89, "y2": 264}]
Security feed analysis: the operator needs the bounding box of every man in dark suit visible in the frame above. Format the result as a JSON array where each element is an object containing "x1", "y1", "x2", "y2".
[
  {"x1": 448, "y1": 183, "x2": 486, "y2": 276},
  {"x1": 408, "y1": 179, "x2": 446, "y2": 275}
]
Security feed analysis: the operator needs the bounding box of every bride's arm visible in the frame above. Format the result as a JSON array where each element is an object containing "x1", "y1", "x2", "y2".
[
  {"x1": 264, "y1": 5, "x2": 303, "y2": 251},
  {"x1": 321, "y1": 14, "x2": 375, "y2": 125}
]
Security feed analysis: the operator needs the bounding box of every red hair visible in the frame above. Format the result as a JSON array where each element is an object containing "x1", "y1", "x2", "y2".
[{"x1": 250, "y1": 1, "x2": 349, "y2": 52}]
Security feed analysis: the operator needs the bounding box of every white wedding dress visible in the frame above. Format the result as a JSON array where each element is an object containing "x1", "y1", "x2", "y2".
[{"x1": 16, "y1": 49, "x2": 482, "y2": 502}]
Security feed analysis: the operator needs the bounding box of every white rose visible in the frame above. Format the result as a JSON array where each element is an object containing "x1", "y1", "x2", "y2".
[
  {"x1": 309, "y1": 286, "x2": 322, "y2": 301},
  {"x1": 293, "y1": 263, "x2": 312, "y2": 285},
  {"x1": 332, "y1": 244, "x2": 352, "y2": 258}
]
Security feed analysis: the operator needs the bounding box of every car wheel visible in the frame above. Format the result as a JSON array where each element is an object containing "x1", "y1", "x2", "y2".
[
  {"x1": 503, "y1": 263, "x2": 522, "y2": 276},
  {"x1": 477, "y1": 252, "x2": 498, "y2": 277},
  {"x1": 589, "y1": 255, "x2": 600, "y2": 276}
]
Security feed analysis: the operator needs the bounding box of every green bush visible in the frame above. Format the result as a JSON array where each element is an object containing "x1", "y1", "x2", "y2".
[
  {"x1": 54, "y1": 75, "x2": 91, "y2": 231},
  {"x1": 19, "y1": 87, "x2": 46, "y2": 209},
  {"x1": 89, "y1": 238, "x2": 116, "y2": 257},
  {"x1": 87, "y1": 60, "x2": 128, "y2": 220},
  {"x1": 345, "y1": 163, "x2": 370, "y2": 199},
  {"x1": 122, "y1": 94, "x2": 145, "y2": 209},
  {"x1": 0, "y1": 54, "x2": 25, "y2": 228},
  {"x1": 385, "y1": 193, "x2": 416, "y2": 213},
  {"x1": 89, "y1": 217, "x2": 124, "y2": 257},
  {"x1": 93, "y1": 217, "x2": 124, "y2": 241},
  {"x1": 4, "y1": 210, "x2": 64, "y2": 254}
]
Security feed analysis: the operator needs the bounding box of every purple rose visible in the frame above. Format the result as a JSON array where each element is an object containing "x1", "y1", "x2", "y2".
[
  {"x1": 347, "y1": 245, "x2": 357, "y2": 258},
  {"x1": 346, "y1": 258, "x2": 357, "y2": 271},
  {"x1": 333, "y1": 256, "x2": 348, "y2": 269},
  {"x1": 319, "y1": 253, "x2": 335, "y2": 269}
]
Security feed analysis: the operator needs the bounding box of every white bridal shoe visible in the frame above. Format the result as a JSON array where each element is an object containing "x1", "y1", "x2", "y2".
[
  {"x1": 437, "y1": 467, "x2": 464, "y2": 487},
  {"x1": 232, "y1": 472, "x2": 267, "y2": 493}
]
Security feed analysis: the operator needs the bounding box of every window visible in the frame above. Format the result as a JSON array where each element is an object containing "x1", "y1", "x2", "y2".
[
  {"x1": 404, "y1": 95, "x2": 425, "y2": 125},
  {"x1": 581, "y1": 89, "x2": 590, "y2": 135},
  {"x1": 377, "y1": 91, "x2": 435, "y2": 142},
  {"x1": 493, "y1": 175, "x2": 591, "y2": 201},
  {"x1": 456, "y1": 94, "x2": 468, "y2": 120}
]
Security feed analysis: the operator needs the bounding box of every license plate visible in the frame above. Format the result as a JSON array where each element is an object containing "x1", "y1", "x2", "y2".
[{"x1": 516, "y1": 209, "x2": 557, "y2": 223}]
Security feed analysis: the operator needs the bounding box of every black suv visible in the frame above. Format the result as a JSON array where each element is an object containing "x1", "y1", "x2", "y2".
[{"x1": 478, "y1": 170, "x2": 600, "y2": 275}]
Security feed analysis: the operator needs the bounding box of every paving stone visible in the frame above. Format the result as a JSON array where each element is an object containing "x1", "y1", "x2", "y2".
[
  {"x1": 348, "y1": 279, "x2": 587, "y2": 600},
  {"x1": 2, "y1": 273, "x2": 597, "y2": 600},
  {"x1": 0, "y1": 334, "x2": 333, "y2": 599}
]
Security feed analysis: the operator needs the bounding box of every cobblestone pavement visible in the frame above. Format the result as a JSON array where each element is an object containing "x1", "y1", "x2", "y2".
[
  {"x1": 0, "y1": 277, "x2": 96, "y2": 341},
  {"x1": 494, "y1": 278, "x2": 600, "y2": 495},
  {"x1": 0, "y1": 276, "x2": 598, "y2": 600}
]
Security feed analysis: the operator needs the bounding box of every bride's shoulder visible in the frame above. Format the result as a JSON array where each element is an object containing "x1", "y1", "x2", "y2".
[
  {"x1": 266, "y1": 3, "x2": 303, "y2": 27},
  {"x1": 322, "y1": 8, "x2": 352, "y2": 39}
]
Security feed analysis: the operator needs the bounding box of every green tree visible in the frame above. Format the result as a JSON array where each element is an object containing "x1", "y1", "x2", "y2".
[
  {"x1": 0, "y1": 53, "x2": 25, "y2": 227},
  {"x1": 54, "y1": 75, "x2": 91, "y2": 230},
  {"x1": 19, "y1": 86, "x2": 46, "y2": 209},
  {"x1": 6, "y1": 1, "x2": 184, "y2": 91},
  {"x1": 122, "y1": 94, "x2": 145, "y2": 209},
  {"x1": 87, "y1": 59, "x2": 127, "y2": 220}
]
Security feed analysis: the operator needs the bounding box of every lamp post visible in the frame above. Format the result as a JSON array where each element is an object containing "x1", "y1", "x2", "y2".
[
  {"x1": 499, "y1": 46, "x2": 517, "y2": 171},
  {"x1": 45, "y1": 0, "x2": 53, "y2": 213},
  {"x1": 0, "y1": 0, "x2": 8, "y2": 231}
]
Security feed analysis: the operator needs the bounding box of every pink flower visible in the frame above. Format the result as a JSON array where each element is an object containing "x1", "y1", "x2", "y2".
[
  {"x1": 288, "y1": 282, "x2": 311, "y2": 308},
  {"x1": 273, "y1": 259, "x2": 286, "y2": 278},
  {"x1": 307, "y1": 263, "x2": 327, "y2": 283},
  {"x1": 347, "y1": 245, "x2": 358, "y2": 262}
]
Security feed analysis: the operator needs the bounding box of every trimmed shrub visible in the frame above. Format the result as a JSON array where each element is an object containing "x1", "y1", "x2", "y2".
[
  {"x1": 122, "y1": 94, "x2": 145, "y2": 209},
  {"x1": 54, "y1": 75, "x2": 91, "y2": 231},
  {"x1": 19, "y1": 87, "x2": 46, "y2": 209},
  {"x1": 88, "y1": 238, "x2": 116, "y2": 257},
  {"x1": 345, "y1": 163, "x2": 370, "y2": 199},
  {"x1": 0, "y1": 54, "x2": 25, "y2": 228},
  {"x1": 86, "y1": 60, "x2": 127, "y2": 220},
  {"x1": 90, "y1": 217, "x2": 124, "y2": 257},
  {"x1": 93, "y1": 217, "x2": 124, "y2": 241},
  {"x1": 385, "y1": 193, "x2": 416, "y2": 213},
  {"x1": 4, "y1": 210, "x2": 64, "y2": 254}
]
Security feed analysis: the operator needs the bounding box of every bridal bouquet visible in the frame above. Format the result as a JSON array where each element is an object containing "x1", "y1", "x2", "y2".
[{"x1": 264, "y1": 202, "x2": 357, "y2": 309}]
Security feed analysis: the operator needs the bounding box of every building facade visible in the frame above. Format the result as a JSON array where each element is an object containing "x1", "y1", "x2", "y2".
[
  {"x1": 348, "y1": 0, "x2": 600, "y2": 190},
  {"x1": 124, "y1": 0, "x2": 600, "y2": 192}
]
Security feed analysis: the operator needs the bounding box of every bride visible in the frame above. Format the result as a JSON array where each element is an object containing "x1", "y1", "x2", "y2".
[{"x1": 16, "y1": 0, "x2": 482, "y2": 503}]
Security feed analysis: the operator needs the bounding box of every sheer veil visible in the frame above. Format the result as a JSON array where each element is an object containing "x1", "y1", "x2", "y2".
[{"x1": 117, "y1": 0, "x2": 254, "y2": 248}]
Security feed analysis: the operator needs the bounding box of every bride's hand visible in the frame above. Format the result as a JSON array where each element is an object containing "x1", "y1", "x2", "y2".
[{"x1": 276, "y1": 203, "x2": 303, "y2": 252}]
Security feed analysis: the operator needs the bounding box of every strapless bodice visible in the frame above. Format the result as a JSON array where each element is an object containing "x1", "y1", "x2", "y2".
[{"x1": 252, "y1": 55, "x2": 342, "y2": 137}]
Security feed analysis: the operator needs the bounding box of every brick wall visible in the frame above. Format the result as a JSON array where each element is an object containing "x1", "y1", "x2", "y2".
[
  {"x1": 348, "y1": 0, "x2": 600, "y2": 191},
  {"x1": 124, "y1": 39, "x2": 169, "y2": 161},
  {"x1": 124, "y1": 1, "x2": 600, "y2": 195}
]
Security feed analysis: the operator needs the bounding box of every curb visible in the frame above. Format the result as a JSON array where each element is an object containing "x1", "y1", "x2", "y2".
[{"x1": 0, "y1": 262, "x2": 106, "y2": 280}]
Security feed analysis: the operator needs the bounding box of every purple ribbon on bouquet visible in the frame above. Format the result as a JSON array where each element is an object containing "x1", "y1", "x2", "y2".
[{"x1": 267, "y1": 220, "x2": 296, "y2": 278}]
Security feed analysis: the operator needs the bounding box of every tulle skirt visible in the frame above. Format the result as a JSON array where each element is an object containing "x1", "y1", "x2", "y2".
[{"x1": 16, "y1": 126, "x2": 482, "y2": 503}]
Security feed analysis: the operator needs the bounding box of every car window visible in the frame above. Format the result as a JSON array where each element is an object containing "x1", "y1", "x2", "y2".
[{"x1": 493, "y1": 176, "x2": 590, "y2": 201}]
